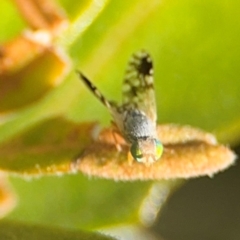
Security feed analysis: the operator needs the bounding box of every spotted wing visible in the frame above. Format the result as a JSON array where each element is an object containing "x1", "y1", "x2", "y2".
[
  {"x1": 77, "y1": 71, "x2": 117, "y2": 110},
  {"x1": 122, "y1": 50, "x2": 157, "y2": 123}
]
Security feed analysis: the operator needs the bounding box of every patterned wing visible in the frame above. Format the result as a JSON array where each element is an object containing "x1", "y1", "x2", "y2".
[
  {"x1": 77, "y1": 71, "x2": 115, "y2": 110},
  {"x1": 77, "y1": 71, "x2": 122, "y2": 126},
  {"x1": 122, "y1": 50, "x2": 157, "y2": 123}
]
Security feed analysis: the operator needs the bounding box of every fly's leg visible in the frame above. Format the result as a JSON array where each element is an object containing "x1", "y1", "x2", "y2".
[
  {"x1": 127, "y1": 151, "x2": 134, "y2": 166},
  {"x1": 112, "y1": 130, "x2": 122, "y2": 152},
  {"x1": 111, "y1": 121, "x2": 125, "y2": 152}
]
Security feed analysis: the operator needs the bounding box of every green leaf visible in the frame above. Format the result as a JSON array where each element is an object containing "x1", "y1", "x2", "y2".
[
  {"x1": 7, "y1": 175, "x2": 152, "y2": 230},
  {"x1": 66, "y1": 0, "x2": 240, "y2": 143},
  {"x1": 0, "y1": 220, "x2": 116, "y2": 240},
  {"x1": 0, "y1": 1, "x2": 26, "y2": 41},
  {"x1": 0, "y1": 0, "x2": 239, "y2": 233},
  {"x1": 1, "y1": 0, "x2": 239, "y2": 142}
]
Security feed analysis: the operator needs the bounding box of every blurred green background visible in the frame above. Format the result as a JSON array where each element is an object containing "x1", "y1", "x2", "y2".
[{"x1": 0, "y1": 0, "x2": 239, "y2": 239}]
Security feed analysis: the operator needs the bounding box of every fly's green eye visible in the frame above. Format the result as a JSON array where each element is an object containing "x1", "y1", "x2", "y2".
[
  {"x1": 155, "y1": 139, "x2": 163, "y2": 160},
  {"x1": 130, "y1": 142, "x2": 143, "y2": 162}
]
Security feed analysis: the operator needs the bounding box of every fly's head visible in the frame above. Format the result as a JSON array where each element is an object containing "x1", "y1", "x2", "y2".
[{"x1": 130, "y1": 137, "x2": 163, "y2": 165}]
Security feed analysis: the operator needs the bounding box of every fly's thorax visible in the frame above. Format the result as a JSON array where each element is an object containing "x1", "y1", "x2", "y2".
[{"x1": 122, "y1": 109, "x2": 157, "y2": 143}]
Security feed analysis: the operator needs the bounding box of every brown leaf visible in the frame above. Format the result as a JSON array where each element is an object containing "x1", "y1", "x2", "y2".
[
  {"x1": 13, "y1": 0, "x2": 68, "y2": 34},
  {"x1": 0, "y1": 117, "x2": 235, "y2": 181},
  {"x1": 75, "y1": 125, "x2": 236, "y2": 181},
  {"x1": 0, "y1": 174, "x2": 17, "y2": 218},
  {"x1": 0, "y1": 117, "x2": 97, "y2": 176},
  {"x1": 0, "y1": 33, "x2": 69, "y2": 112}
]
